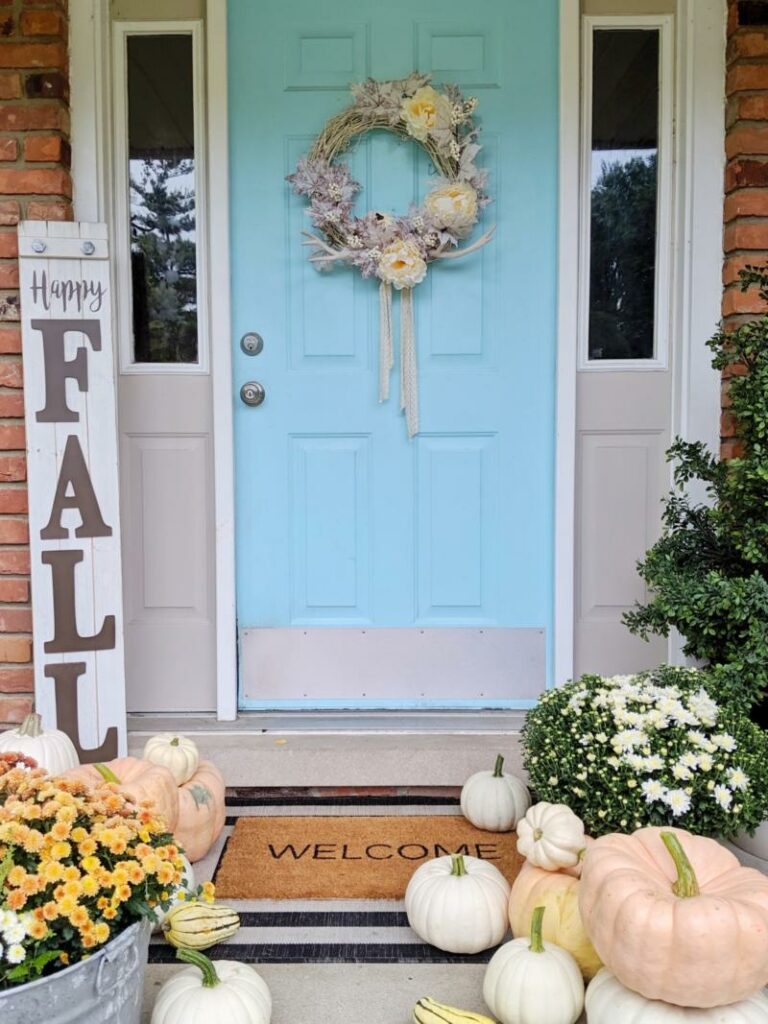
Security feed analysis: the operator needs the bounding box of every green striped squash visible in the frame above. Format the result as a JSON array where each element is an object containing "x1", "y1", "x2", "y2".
[{"x1": 162, "y1": 901, "x2": 240, "y2": 950}]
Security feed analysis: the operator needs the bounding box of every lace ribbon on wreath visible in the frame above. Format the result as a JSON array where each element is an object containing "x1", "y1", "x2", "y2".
[{"x1": 378, "y1": 282, "x2": 418, "y2": 437}]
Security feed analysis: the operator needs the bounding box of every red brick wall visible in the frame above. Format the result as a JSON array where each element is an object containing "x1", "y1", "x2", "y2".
[
  {"x1": 723, "y1": 0, "x2": 768, "y2": 458},
  {"x1": 0, "y1": 0, "x2": 71, "y2": 727}
]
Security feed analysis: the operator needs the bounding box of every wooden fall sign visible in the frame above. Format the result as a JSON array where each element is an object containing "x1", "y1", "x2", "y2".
[{"x1": 18, "y1": 222, "x2": 125, "y2": 759}]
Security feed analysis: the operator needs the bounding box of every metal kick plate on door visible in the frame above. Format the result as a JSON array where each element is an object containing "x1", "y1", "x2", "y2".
[{"x1": 240, "y1": 381, "x2": 266, "y2": 406}]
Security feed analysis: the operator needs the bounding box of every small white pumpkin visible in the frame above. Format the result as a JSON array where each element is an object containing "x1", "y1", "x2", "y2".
[
  {"x1": 143, "y1": 733, "x2": 199, "y2": 785},
  {"x1": 152, "y1": 854, "x2": 195, "y2": 934},
  {"x1": 0, "y1": 712, "x2": 79, "y2": 775},
  {"x1": 405, "y1": 852, "x2": 511, "y2": 954},
  {"x1": 460, "y1": 754, "x2": 532, "y2": 832},
  {"x1": 151, "y1": 949, "x2": 271, "y2": 1023},
  {"x1": 483, "y1": 906, "x2": 584, "y2": 1024},
  {"x1": 516, "y1": 802, "x2": 586, "y2": 871},
  {"x1": 586, "y1": 969, "x2": 768, "y2": 1023}
]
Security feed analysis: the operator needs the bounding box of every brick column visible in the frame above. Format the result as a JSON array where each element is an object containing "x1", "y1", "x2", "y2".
[
  {"x1": 723, "y1": 0, "x2": 768, "y2": 457},
  {"x1": 0, "y1": 0, "x2": 71, "y2": 726}
]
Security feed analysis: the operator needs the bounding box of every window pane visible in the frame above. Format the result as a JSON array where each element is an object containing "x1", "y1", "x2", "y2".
[
  {"x1": 127, "y1": 34, "x2": 198, "y2": 364},
  {"x1": 588, "y1": 29, "x2": 659, "y2": 361}
]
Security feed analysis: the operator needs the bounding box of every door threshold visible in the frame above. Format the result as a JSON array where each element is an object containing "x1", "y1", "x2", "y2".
[{"x1": 127, "y1": 709, "x2": 526, "y2": 736}]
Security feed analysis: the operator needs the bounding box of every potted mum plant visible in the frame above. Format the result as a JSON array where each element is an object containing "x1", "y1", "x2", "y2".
[
  {"x1": 0, "y1": 750, "x2": 191, "y2": 1023},
  {"x1": 624, "y1": 265, "x2": 768, "y2": 865},
  {"x1": 522, "y1": 665, "x2": 768, "y2": 840}
]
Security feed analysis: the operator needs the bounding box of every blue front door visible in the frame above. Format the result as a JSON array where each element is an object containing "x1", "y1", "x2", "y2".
[{"x1": 228, "y1": 0, "x2": 559, "y2": 709}]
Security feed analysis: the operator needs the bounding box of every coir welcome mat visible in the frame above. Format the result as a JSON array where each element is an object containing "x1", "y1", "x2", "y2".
[{"x1": 214, "y1": 815, "x2": 523, "y2": 900}]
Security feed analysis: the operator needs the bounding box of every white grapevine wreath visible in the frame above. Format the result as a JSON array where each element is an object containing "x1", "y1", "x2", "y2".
[{"x1": 287, "y1": 73, "x2": 494, "y2": 437}]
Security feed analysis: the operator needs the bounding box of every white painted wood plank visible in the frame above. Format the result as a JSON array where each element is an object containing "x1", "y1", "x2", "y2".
[{"x1": 18, "y1": 220, "x2": 127, "y2": 756}]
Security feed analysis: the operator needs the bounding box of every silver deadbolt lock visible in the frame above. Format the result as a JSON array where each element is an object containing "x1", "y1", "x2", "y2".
[
  {"x1": 240, "y1": 381, "x2": 266, "y2": 407},
  {"x1": 240, "y1": 332, "x2": 264, "y2": 356}
]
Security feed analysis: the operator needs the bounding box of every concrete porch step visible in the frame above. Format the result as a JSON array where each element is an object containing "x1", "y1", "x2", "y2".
[{"x1": 127, "y1": 712, "x2": 526, "y2": 787}]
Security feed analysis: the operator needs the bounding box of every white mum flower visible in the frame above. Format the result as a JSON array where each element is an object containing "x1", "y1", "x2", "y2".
[
  {"x1": 6, "y1": 943, "x2": 25, "y2": 965},
  {"x1": 672, "y1": 763, "x2": 693, "y2": 782},
  {"x1": 612, "y1": 729, "x2": 648, "y2": 751},
  {"x1": 2, "y1": 921, "x2": 25, "y2": 945},
  {"x1": 696, "y1": 753, "x2": 714, "y2": 772},
  {"x1": 726, "y1": 767, "x2": 749, "y2": 791},
  {"x1": 624, "y1": 753, "x2": 645, "y2": 771},
  {"x1": 663, "y1": 789, "x2": 692, "y2": 817},
  {"x1": 714, "y1": 784, "x2": 733, "y2": 810},
  {"x1": 645, "y1": 710, "x2": 670, "y2": 730},
  {"x1": 687, "y1": 730, "x2": 713, "y2": 749},
  {"x1": 713, "y1": 734, "x2": 737, "y2": 752},
  {"x1": 679, "y1": 752, "x2": 700, "y2": 771},
  {"x1": 642, "y1": 754, "x2": 665, "y2": 772},
  {"x1": 595, "y1": 732, "x2": 608, "y2": 744},
  {"x1": 688, "y1": 689, "x2": 719, "y2": 727},
  {"x1": 641, "y1": 779, "x2": 666, "y2": 803}
]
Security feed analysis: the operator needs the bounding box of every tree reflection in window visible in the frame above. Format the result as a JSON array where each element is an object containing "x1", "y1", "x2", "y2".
[
  {"x1": 130, "y1": 158, "x2": 197, "y2": 363},
  {"x1": 588, "y1": 28, "x2": 660, "y2": 361},
  {"x1": 126, "y1": 33, "x2": 198, "y2": 364}
]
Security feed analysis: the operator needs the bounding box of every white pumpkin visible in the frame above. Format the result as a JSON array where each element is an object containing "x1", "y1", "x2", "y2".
[
  {"x1": 586, "y1": 969, "x2": 768, "y2": 1023},
  {"x1": 143, "y1": 733, "x2": 199, "y2": 785},
  {"x1": 151, "y1": 949, "x2": 271, "y2": 1024},
  {"x1": 0, "y1": 712, "x2": 79, "y2": 775},
  {"x1": 405, "y1": 852, "x2": 511, "y2": 954},
  {"x1": 483, "y1": 906, "x2": 584, "y2": 1024},
  {"x1": 460, "y1": 754, "x2": 531, "y2": 832},
  {"x1": 516, "y1": 802, "x2": 586, "y2": 871},
  {"x1": 152, "y1": 854, "x2": 195, "y2": 933}
]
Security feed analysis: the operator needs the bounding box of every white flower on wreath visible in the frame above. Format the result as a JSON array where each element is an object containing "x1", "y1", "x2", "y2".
[
  {"x1": 401, "y1": 85, "x2": 452, "y2": 142},
  {"x1": 424, "y1": 182, "x2": 478, "y2": 237},
  {"x1": 377, "y1": 239, "x2": 427, "y2": 289}
]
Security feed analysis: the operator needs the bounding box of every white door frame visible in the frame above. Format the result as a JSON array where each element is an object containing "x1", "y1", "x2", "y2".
[
  {"x1": 69, "y1": 0, "x2": 723, "y2": 715},
  {"x1": 554, "y1": 0, "x2": 725, "y2": 686}
]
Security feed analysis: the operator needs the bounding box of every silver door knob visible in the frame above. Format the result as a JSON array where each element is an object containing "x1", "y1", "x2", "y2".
[{"x1": 240, "y1": 381, "x2": 266, "y2": 407}]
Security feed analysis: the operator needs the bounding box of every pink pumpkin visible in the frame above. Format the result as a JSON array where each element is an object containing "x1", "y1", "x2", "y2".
[
  {"x1": 579, "y1": 826, "x2": 768, "y2": 1008},
  {"x1": 173, "y1": 760, "x2": 226, "y2": 862},
  {"x1": 63, "y1": 756, "x2": 180, "y2": 831}
]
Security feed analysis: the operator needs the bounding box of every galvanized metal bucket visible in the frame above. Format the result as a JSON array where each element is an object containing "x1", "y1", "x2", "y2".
[{"x1": 0, "y1": 919, "x2": 152, "y2": 1024}]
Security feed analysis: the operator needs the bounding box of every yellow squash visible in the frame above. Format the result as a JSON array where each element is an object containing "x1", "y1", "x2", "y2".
[{"x1": 413, "y1": 997, "x2": 496, "y2": 1024}]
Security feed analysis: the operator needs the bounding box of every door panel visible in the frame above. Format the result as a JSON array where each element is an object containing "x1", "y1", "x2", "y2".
[{"x1": 228, "y1": 0, "x2": 559, "y2": 707}]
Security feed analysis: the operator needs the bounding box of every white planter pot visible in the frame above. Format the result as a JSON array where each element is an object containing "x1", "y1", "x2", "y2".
[
  {"x1": 0, "y1": 920, "x2": 151, "y2": 1024},
  {"x1": 725, "y1": 820, "x2": 768, "y2": 872}
]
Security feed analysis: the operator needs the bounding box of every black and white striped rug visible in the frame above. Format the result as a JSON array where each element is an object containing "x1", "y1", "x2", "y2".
[{"x1": 148, "y1": 788, "x2": 507, "y2": 965}]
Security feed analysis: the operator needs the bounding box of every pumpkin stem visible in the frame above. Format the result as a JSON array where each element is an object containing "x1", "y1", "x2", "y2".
[
  {"x1": 493, "y1": 754, "x2": 504, "y2": 778},
  {"x1": 93, "y1": 762, "x2": 121, "y2": 785},
  {"x1": 660, "y1": 831, "x2": 700, "y2": 898},
  {"x1": 450, "y1": 853, "x2": 467, "y2": 877},
  {"x1": 175, "y1": 947, "x2": 220, "y2": 988},
  {"x1": 17, "y1": 712, "x2": 42, "y2": 738},
  {"x1": 529, "y1": 906, "x2": 546, "y2": 954},
  {"x1": 170, "y1": 737, "x2": 180, "y2": 747}
]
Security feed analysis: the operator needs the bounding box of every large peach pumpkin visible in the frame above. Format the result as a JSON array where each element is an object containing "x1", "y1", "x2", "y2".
[
  {"x1": 63, "y1": 756, "x2": 179, "y2": 831},
  {"x1": 579, "y1": 826, "x2": 768, "y2": 1008},
  {"x1": 509, "y1": 860, "x2": 602, "y2": 979},
  {"x1": 173, "y1": 760, "x2": 226, "y2": 862}
]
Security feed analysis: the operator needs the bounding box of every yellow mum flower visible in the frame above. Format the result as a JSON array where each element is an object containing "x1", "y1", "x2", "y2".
[
  {"x1": 81, "y1": 875, "x2": 99, "y2": 897},
  {"x1": 41, "y1": 861, "x2": 65, "y2": 883},
  {"x1": 103, "y1": 906, "x2": 117, "y2": 920},
  {"x1": 69, "y1": 906, "x2": 90, "y2": 929},
  {"x1": 27, "y1": 919, "x2": 48, "y2": 941},
  {"x1": 50, "y1": 820, "x2": 71, "y2": 841},
  {"x1": 93, "y1": 922, "x2": 110, "y2": 944},
  {"x1": 114, "y1": 883, "x2": 132, "y2": 903},
  {"x1": 63, "y1": 880, "x2": 83, "y2": 899},
  {"x1": 42, "y1": 901, "x2": 59, "y2": 921},
  {"x1": 62, "y1": 865, "x2": 81, "y2": 882},
  {"x1": 49, "y1": 841, "x2": 71, "y2": 861},
  {"x1": 71, "y1": 827, "x2": 88, "y2": 843},
  {"x1": 81, "y1": 855, "x2": 100, "y2": 874},
  {"x1": 57, "y1": 895, "x2": 77, "y2": 917},
  {"x1": 202, "y1": 881, "x2": 216, "y2": 903},
  {"x1": 7, "y1": 865, "x2": 27, "y2": 887},
  {"x1": 78, "y1": 838, "x2": 97, "y2": 857}
]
